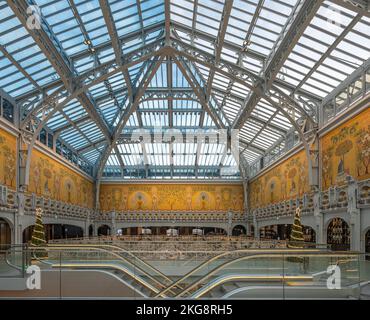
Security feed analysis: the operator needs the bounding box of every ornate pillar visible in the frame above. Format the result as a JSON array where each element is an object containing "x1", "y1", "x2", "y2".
[
  {"x1": 253, "y1": 213, "x2": 260, "y2": 240},
  {"x1": 18, "y1": 134, "x2": 31, "y2": 191},
  {"x1": 347, "y1": 177, "x2": 360, "y2": 251},
  {"x1": 14, "y1": 190, "x2": 26, "y2": 245},
  {"x1": 111, "y1": 211, "x2": 116, "y2": 236},
  {"x1": 313, "y1": 186, "x2": 324, "y2": 244},
  {"x1": 242, "y1": 179, "x2": 250, "y2": 236},
  {"x1": 227, "y1": 211, "x2": 232, "y2": 237}
]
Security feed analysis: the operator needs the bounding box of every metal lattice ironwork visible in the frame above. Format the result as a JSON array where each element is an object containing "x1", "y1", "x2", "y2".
[{"x1": 0, "y1": 0, "x2": 368, "y2": 182}]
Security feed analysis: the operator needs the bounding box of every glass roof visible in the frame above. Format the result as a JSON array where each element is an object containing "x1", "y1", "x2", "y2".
[{"x1": 0, "y1": 0, "x2": 369, "y2": 179}]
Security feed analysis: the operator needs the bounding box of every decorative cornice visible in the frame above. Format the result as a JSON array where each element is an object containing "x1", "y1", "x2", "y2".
[{"x1": 100, "y1": 180, "x2": 243, "y2": 185}]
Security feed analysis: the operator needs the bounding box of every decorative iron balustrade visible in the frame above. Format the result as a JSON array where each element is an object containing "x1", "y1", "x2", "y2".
[
  {"x1": 252, "y1": 193, "x2": 314, "y2": 222},
  {"x1": 93, "y1": 211, "x2": 245, "y2": 223},
  {"x1": 252, "y1": 178, "x2": 370, "y2": 222}
]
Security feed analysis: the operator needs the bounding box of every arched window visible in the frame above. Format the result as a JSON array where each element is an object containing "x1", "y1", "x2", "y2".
[{"x1": 327, "y1": 218, "x2": 350, "y2": 251}]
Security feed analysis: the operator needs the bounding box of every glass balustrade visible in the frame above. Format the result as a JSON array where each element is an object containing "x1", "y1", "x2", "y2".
[{"x1": 0, "y1": 246, "x2": 369, "y2": 299}]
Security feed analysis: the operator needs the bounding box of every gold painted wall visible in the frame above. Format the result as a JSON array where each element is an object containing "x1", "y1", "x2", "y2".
[
  {"x1": 0, "y1": 128, "x2": 17, "y2": 190},
  {"x1": 321, "y1": 107, "x2": 370, "y2": 190},
  {"x1": 28, "y1": 149, "x2": 94, "y2": 208},
  {"x1": 99, "y1": 184, "x2": 244, "y2": 212},
  {"x1": 249, "y1": 150, "x2": 309, "y2": 209}
]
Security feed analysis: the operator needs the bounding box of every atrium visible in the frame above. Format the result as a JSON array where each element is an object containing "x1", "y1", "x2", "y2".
[{"x1": 0, "y1": 0, "x2": 369, "y2": 300}]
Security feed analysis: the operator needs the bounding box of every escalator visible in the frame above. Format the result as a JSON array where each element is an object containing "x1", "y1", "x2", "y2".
[
  {"x1": 3, "y1": 245, "x2": 172, "y2": 297},
  {"x1": 152, "y1": 249, "x2": 362, "y2": 298},
  {"x1": 42, "y1": 245, "x2": 178, "y2": 297},
  {"x1": 2, "y1": 245, "x2": 368, "y2": 299},
  {"x1": 47, "y1": 243, "x2": 175, "y2": 287},
  {"x1": 154, "y1": 248, "x2": 324, "y2": 297}
]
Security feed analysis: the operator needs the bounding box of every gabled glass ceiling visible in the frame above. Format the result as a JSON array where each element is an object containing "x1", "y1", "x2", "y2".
[{"x1": 1, "y1": 0, "x2": 369, "y2": 179}]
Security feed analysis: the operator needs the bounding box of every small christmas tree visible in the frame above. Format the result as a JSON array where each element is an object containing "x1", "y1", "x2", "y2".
[
  {"x1": 288, "y1": 207, "x2": 304, "y2": 249},
  {"x1": 30, "y1": 208, "x2": 47, "y2": 259},
  {"x1": 287, "y1": 207, "x2": 305, "y2": 264}
]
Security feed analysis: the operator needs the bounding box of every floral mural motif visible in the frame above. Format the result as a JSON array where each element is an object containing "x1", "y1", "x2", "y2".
[
  {"x1": 249, "y1": 150, "x2": 309, "y2": 209},
  {"x1": 29, "y1": 150, "x2": 94, "y2": 208},
  {"x1": 321, "y1": 108, "x2": 370, "y2": 190},
  {"x1": 355, "y1": 125, "x2": 370, "y2": 176},
  {"x1": 99, "y1": 184, "x2": 244, "y2": 212},
  {"x1": 0, "y1": 130, "x2": 17, "y2": 189}
]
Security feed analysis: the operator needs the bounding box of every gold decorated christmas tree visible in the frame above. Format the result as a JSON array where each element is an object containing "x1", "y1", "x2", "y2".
[
  {"x1": 287, "y1": 207, "x2": 306, "y2": 264},
  {"x1": 30, "y1": 208, "x2": 47, "y2": 258},
  {"x1": 288, "y1": 207, "x2": 304, "y2": 249}
]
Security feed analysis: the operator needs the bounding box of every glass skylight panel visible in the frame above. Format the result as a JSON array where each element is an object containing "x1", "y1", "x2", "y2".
[
  {"x1": 0, "y1": 9, "x2": 57, "y2": 97},
  {"x1": 170, "y1": 1, "x2": 193, "y2": 24},
  {"x1": 142, "y1": 111, "x2": 169, "y2": 127},
  {"x1": 63, "y1": 101, "x2": 86, "y2": 120},
  {"x1": 149, "y1": 63, "x2": 167, "y2": 87},
  {"x1": 109, "y1": 0, "x2": 141, "y2": 37},
  {"x1": 242, "y1": 148, "x2": 260, "y2": 163},
  {"x1": 203, "y1": 112, "x2": 216, "y2": 128},
  {"x1": 107, "y1": 154, "x2": 120, "y2": 166},
  {"x1": 35, "y1": 0, "x2": 85, "y2": 56},
  {"x1": 46, "y1": 113, "x2": 67, "y2": 130},
  {"x1": 82, "y1": 148, "x2": 101, "y2": 163},
  {"x1": 141, "y1": 0, "x2": 165, "y2": 27},
  {"x1": 60, "y1": 129, "x2": 87, "y2": 147},
  {"x1": 277, "y1": 1, "x2": 369, "y2": 100},
  {"x1": 99, "y1": 101, "x2": 119, "y2": 123},
  {"x1": 222, "y1": 153, "x2": 237, "y2": 167},
  {"x1": 123, "y1": 113, "x2": 139, "y2": 128},
  {"x1": 68, "y1": 0, "x2": 109, "y2": 48},
  {"x1": 172, "y1": 62, "x2": 190, "y2": 87}
]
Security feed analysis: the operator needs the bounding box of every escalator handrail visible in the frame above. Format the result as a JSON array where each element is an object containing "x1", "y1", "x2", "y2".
[
  {"x1": 4, "y1": 247, "x2": 23, "y2": 273},
  {"x1": 190, "y1": 273, "x2": 314, "y2": 298},
  {"x1": 53, "y1": 261, "x2": 159, "y2": 296},
  {"x1": 177, "y1": 252, "x2": 359, "y2": 298},
  {"x1": 154, "y1": 248, "x2": 324, "y2": 297},
  {"x1": 47, "y1": 243, "x2": 174, "y2": 287},
  {"x1": 45, "y1": 245, "x2": 169, "y2": 292}
]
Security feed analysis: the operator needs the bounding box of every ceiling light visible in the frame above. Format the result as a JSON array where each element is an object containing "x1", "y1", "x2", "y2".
[
  {"x1": 83, "y1": 39, "x2": 91, "y2": 45},
  {"x1": 242, "y1": 39, "x2": 251, "y2": 49}
]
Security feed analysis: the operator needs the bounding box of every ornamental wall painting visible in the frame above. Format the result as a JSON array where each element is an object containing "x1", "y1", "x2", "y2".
[
  {"x1": 99, "y1": 184, "x2": 244, "y2": 212},
  {"x1": 29, "y1": 150, "x2": 94, "y2": 208},
  {"x1": 321, "y1": 107, "x2": 370, "y2": 190},
  {"x1": 0, "y1": 129, "x2": 17, "y2": 189},
  {"x1": 249, "y1": 150, "x2": 309, "y2": 209}
]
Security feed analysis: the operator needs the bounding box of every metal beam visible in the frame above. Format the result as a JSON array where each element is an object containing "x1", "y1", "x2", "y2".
[
  {"x1": 53, "y1": 89, "x2": 201, "y2": 134},
  {"x1": 329, "y1": 0, "x2": 370, "y2": 17},
  {"x1": 95, "y1": 56, "x2": 165, "y2": 179},
  {"x1": 100, "y1": 0, "x2": 133, "y2": 100},
  {"x1": 232, "y1": 0, "x2": 323, "y2": 129},
  {"x1": 167, "y1": 56, "x2": 173, "y2": 128},
  {"x1": 165, "y1": 0, "x2": 171, "y2": 43},
  {"x1": 0, "y1": 44, "x2": 41, "y2": 92},
  {"x1": 174, "y1": 57, "x2": 226, "y2": 130},
  {"x1": 219, "y1": 0, "x2": 265, "y2": 113},
  {"x1": 21, "y1": 38, "x2": 165, "y2": 135},
  {"x1": 205, "y1": 0, "x2": 233, "y2": 100},
  {"x1": 8, "y1": 0, "x2": 113, "y2": 141},
  {"x1": 239, "y1": 140, "x2": 266, "y2": 156},
  {"x1": 171, "y1": 21, "x2": 266, "y2": 62},
  {"x1": 322, "y1": 57, "x2": 370, "y2": 107},
  {"x1": 295, "y1": 13, "x2": 363, "y2": 92},
  {"x1": 171, "y1": 39, "x2": 316, "y2": 127}
]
